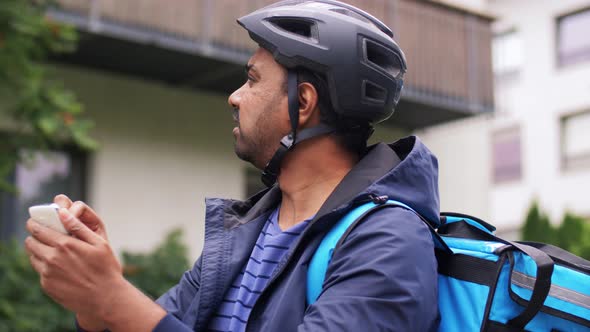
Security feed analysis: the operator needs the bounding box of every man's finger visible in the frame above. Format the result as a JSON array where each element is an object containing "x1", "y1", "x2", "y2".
[
  {"x1": 28, "y1": 251, "x2": 46, "y2": 275},
  {"x1": 58, "y1": 208, "x2": 102, "y2": 245},
  {"x1": 54, "y1": 194, "x2": 73, "y2": 209},
  {"x1": 26, "y1": 219, "x2": 64, "y2": 248},
  {"x1": 24, "y1": 235, "x2": 55, "y2": 262},
  {"x1": 70, "y1": 201, "x2": 103, "y2": 232}
]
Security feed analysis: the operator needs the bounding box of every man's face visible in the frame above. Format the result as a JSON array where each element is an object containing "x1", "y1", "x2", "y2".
[{"x1": 228, "y1": 48, "x2": 290, "y2": 169}]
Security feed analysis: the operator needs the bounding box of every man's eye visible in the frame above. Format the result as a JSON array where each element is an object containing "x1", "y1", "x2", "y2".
[{"x1": 246, "y1": 75, "x2": 257, "y2": 85}]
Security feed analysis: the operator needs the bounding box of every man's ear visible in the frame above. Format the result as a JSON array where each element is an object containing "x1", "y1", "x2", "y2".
[{"x1": 297, "y1": 82, "x2": 321, "y2": 128}]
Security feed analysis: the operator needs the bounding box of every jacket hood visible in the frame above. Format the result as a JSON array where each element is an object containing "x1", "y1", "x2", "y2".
[
  {"x1": 315, "y1": 135, "x2": 440, "y2": 225},
  {"x1": 368, "y1": 136, "x2": 440, "y2": 224}
]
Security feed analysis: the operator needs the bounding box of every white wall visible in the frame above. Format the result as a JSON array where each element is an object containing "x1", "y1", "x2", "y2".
[
  {"x1": 416, "y1": 114, "x2": 493, "y2": 221},
  {"x1": 51, "y1": 64, "x2": 243, "y2": 261}
]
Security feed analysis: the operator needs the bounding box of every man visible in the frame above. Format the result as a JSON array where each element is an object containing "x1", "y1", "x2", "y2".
[{"x1": 25, "y1": 1, "x2": 440, "y2": 331}]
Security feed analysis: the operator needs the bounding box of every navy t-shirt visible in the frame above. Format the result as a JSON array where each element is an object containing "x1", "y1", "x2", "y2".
[{"x1": 208, "y1": 207, "x2": 312, "y2": 332}]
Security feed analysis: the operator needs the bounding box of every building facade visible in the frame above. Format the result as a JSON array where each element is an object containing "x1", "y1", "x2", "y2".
[{"x1": 418, "y1": 0, "x2": 590, "y2": 238}]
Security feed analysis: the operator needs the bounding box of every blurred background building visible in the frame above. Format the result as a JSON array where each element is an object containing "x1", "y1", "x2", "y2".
[
  {"x1": 1, "y1": 0, "x2": 587, "y2": 261},
  {"x1": 418, "y1": 0, "x2": 590, "y2": 239}
]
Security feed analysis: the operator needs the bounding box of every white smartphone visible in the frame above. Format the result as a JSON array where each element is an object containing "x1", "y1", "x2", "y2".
[{"x1": 28, "y1": 203, "x2": 69, "y2": 235}]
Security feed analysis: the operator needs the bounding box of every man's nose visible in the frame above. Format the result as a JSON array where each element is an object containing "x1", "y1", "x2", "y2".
[{"x1": 228, "y1": 85, "x2": 242, "y2": 108}]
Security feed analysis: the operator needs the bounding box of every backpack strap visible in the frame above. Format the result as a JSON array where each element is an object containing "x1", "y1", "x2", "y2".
[{"x1": 306, "y1": 199, "x2": 446, "y2": 305}]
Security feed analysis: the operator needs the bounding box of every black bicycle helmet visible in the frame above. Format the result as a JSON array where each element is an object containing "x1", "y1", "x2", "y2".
[{"x1": 237, "y1": 0, "x2": 407, "y2": 186}]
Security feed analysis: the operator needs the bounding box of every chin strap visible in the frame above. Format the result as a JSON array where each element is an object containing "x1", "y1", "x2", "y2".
[
  {"x1": 261, "y1": 124, "x2": 335, "y2": 187},
  {"x1": 261, "y1": 70, "x2": 335, "y2": 187}
]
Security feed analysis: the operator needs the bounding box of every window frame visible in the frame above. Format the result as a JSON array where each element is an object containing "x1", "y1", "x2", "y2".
[
  {"x1": 491, "y1": 125, "x2": 523, "y2": 185},
  {"x1": 556, "y1": 6, "x2": 590, "y2": 68},
  {"x1": 492, "y1": 28, "x2": 523, "y2": 80},
  {"x1": 560, "y1": 109, "x2": 590, "y2": 173},
  {"x1": 0, "y1": 146, "x2": 88, "y2": 242}
]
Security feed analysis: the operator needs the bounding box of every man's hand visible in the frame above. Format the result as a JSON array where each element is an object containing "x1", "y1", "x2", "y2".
[
  {"x1": 25, "y1": 207, "x2": 124, "y2": 317},
  {"x1": 26, "y1": 195, "x2": 167, "y2": 332},
  {"x1": 52, "y1": 195, "x2": 110, "y2": 331}
]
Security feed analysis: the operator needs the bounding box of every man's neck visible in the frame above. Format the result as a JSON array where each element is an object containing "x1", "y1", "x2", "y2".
[{"x1": 276, "y1": 137, "x2": 358, "y2": 230}]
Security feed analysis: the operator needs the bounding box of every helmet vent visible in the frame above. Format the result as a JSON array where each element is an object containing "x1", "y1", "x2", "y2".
[
  {"x1": 269, "y1": 18, "x2": 314, "y2": 39},
  {"x1": 364, "y1": 39, "x2": 402, "y2": 78},
  {"x1": 363, "y1": 80, "x2": 387, "y2": 103}
]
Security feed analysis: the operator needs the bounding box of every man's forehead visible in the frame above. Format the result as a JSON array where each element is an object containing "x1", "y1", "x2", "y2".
[{"x1": 247, "y1": 48, "x2": 278, "y2": 69}]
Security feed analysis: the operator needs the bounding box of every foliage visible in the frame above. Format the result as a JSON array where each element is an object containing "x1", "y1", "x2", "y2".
[
  {"x1": 521, "y1": 201, "x2": 590, "y2": 260},
  {"x1": 0, "y1": 0, "x2": 97, "y2": 193},
  {"x1": 0, "y1": 230, "x2": 190, "y2": 331},
  {"x1": 122, "y1": 229, "x2": 191, "y2": 299},
  {"x1": 558, "y1": 213, "x2": 590, "y2": 259},
  {"x1": 521, "y1": 201, "x2": 556, "y2": 244},
  {"x1": 0, "y1": 239, "x2": 76, "y2": 332}
]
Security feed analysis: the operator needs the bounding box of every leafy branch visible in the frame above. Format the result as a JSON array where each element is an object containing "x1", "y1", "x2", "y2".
[{"x1": 0, "y1": 0, "x2": 97, "y2": 193}]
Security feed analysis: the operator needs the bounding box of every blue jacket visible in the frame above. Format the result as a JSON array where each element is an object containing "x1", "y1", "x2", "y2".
[{"x1": 154, "y1": 136, "x2": 440, "y2": 331}]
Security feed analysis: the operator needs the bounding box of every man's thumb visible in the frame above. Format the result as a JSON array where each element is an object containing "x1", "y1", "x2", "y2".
[{"x1": 59, "y1": 208, "x2": 101, "y2": 245}]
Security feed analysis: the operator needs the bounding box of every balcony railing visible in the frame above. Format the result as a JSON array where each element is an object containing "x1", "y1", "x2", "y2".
[{"x1": 53, "y1": 0, "x2": 494, "y2": 124}]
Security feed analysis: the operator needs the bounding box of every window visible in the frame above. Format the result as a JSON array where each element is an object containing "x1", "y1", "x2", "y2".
[
  {"x1": 492, "y1": 127, "x2": 522, "y2": 183},
  {"x1": 492, "y1": 29, "x2": 523, "y2": 78},
  {"x1": 561, "y1": 110, "x2": 590, "y2": 171},
  {"x1": 557, "y1": 7, "x2": 590, "y2": 66},
  {"x1": 0, "y1": 149, "x2": 86, "y2": 242}
]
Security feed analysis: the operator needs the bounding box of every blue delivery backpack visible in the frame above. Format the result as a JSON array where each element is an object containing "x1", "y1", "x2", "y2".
[{"x1": 307, "y1": 199, "x2": 590, "y2": 331}]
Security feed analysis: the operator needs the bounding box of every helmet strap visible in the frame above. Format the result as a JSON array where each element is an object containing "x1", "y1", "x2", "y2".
[
  {"x1": 261, "y1": 69, "x2": 335, "y2": 187},
  {"x1": 287, "y1": 69, "x2": 299, "y2": 142}
]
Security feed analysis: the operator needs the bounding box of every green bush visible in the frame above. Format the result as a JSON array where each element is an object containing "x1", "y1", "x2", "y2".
[
  {"x1": 559, "y1": 213, "x2": 590, "y2": 259},
  {"x1": 521, "y1": 201, "x2": 590, "y2": 260},
  {"x1": 522, "y1": 201, "x2": 556, "y2": 244},
  {"x1": 0, "y1": 229, "x2": 190, "y2": 331},
  {"x1": 0, "y1": 239, "x2": 75, "y2": 332},
  {"x1": 122, "y1": 229, "x2": 190, "y2": 299}
]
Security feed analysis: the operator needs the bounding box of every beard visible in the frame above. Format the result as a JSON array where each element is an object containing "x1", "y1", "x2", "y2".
[
  {"x1": 233, "y1": 107, "x2": 282, "y2": 170},
  {"x1": 234, "y1": 129, "x2": 260, "y2": 166}
]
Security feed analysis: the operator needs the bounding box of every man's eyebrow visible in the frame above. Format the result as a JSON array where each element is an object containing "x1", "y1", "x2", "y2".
[{"x1": 245, "y1": 64, "x2": 259, "y2": 75}]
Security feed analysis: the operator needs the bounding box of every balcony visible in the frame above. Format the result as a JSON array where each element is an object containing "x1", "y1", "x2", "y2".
[{"x1": 49, "y1": 0, "x2": 494, "y2": 129}]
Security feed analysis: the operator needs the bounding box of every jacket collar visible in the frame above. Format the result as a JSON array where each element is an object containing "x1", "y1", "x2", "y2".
[{"x1": 221, "y1": 140, "x2": 402, "y2": 229}]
